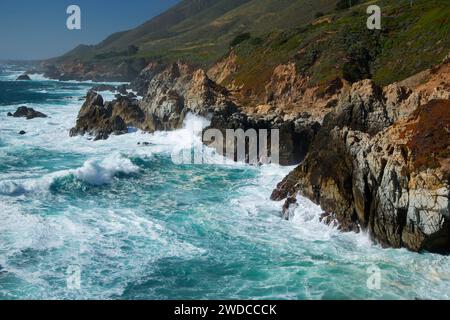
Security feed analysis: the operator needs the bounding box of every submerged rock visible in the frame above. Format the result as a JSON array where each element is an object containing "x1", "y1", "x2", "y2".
[
  {"x1": 138, "y1": 142, "x2": 153, "y2": 146},
  {"x1": 9, "y1": 106, "x2": 47, "y2": 120},
  {"x1": 16, "y1": 74, "x2": 31, "y2": 81}
]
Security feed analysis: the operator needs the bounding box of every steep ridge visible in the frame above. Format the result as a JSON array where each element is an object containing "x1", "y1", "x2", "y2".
[{"x1": 42, "y1": 0, "x2": 339, "y2": 81}]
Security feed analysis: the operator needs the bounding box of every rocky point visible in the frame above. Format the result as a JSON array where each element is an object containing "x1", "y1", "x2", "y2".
[{"x1": 271, "y1": 59, "x2": 450, "y2": 253}]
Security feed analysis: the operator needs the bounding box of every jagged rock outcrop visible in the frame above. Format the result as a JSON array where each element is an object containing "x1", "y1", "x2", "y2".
[
  {"x1": 271, "y1": 75, "x2": 450, "y2": 253},
  {"x1": 71, "y1": 61, "x2": 321, "y2": 165},
  {"x1": 8, "y1": 106, "x2": 47, "y2": 120},
  {"x1": 137, "y1": 61, "x2": 320, "y2": 164},
  {"x1": 138, "y1": 62, "x2": 237, "y2": 132},
  {"x1": 205, "y1": 111, "x2": 320, "y2": 166},
  {"x1": 69, "y1": 91, "x2": 141, "y2": 140},
  {"x1": 70, "y1": 63, "x2": 238, "y2": 140},
  {"x1": 131, "y1": 61, "x2": 166, "y2": 96}
]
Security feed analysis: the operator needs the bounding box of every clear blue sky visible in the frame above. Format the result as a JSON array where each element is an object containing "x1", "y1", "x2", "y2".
[{"x1": 0, "y1": 0, "x2": 181, "y2": 60}]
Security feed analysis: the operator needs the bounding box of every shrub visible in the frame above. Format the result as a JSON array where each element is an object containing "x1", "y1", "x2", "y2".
[
  {"x1": 314, "y1": 12, "x2": 324, "y2": 19},
  {"x1": 127, "y1": 45, "x2": 139, "y2": 56},
  {"x1": 336, "y1": 0, "x2": 361, "y2": 10},
  {"x1": 230, "y1": 33, "x2": 252, "y2": 47}
]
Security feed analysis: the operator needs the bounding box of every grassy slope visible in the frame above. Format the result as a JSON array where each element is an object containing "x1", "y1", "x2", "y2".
[
  {"x1": 225, "y1": 0, "x2": 449, "y2": 97},
  {"x1": 57, "y1": 0, "x2": 449, "y2": 91},
  {"x1": 59, "y1": 0, "x2": 338, "y2": 66}
]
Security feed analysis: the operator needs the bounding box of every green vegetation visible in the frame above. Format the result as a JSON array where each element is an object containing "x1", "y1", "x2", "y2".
[
  {"x1": 315, "y1": 12, "x2": 325, "y2": 19},
  {"x1": 336, "y1": 0, "x2": 362, "y2": 10},
  {"x1": 217, "y1": 0, "x2": 449, "y2": 98},
  {"x1": 372, "y1": 0, "x2": 450, "y2": 84},
  {"x1": 57, "y1": 0, "x2": 339, "y2": 66},
  {"x1": 230, "y1": 33, "x2": 252, "y2": 47},
  {"x1": 56, "y1": 0, "x2": 449, "y2": 92}
]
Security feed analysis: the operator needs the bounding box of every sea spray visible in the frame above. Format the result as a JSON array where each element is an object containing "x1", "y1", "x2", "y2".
[
  {"x1": 0, "y1": 154, "x2": 139, "y2": 195},
  {"x1": 1, "y1": 68, "x2": 449, "y2": 300}
]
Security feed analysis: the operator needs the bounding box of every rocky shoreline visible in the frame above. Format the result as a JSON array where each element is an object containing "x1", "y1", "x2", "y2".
[
  {"x1": 68, "y1": 56, "x2": 450, "y2": 253},
  {"x1": 71, "y1": 62, "x2": 321, "y2": 165},
  {"x1": 37, "y1": 59, "x2": 146, "y2": 82},
  {"x1": 271, "y1": 60, "x2": 450, "y2": 253}
]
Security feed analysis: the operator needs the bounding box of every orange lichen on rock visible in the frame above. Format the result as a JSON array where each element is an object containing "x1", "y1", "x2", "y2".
[{"x1": 404, "y1": 99, "x2": 450, "y2": 171}]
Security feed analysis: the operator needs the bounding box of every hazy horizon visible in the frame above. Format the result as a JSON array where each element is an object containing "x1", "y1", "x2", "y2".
[{"x1": 0, "y1": 0, "x2": 180, "y2": 61}]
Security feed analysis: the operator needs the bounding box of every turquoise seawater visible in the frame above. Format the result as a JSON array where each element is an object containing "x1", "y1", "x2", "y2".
[{"x1": 0, "y1": 67, "x2": 449, "y2": 300}]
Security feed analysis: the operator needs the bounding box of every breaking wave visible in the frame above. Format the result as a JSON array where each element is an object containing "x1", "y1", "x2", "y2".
[{"x1": 0, "y1": 154, "x2": 139, "y2": 196}]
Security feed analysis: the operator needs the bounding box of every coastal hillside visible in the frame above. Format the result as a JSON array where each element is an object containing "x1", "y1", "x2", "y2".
[
  {"x1": 45, "y1": 0, "x2": 449, "y2": 95},
  {"x1": 56, "y1": 0, "x2": 338, "y2": 65},
  {"x1": 208, "y1": 0, "x2": 450, "y2": 116},
  {"x1": 60, "y1": 0, "x2": 449, "y2": 253},
  {"x1": 2, "y1": 0, "x2": 450, "y2": 300}
]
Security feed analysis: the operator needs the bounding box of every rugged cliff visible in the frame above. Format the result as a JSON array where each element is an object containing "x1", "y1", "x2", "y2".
[
  {"x1": 271, "y1": 60, "x2": 450, "y2": 253},
  {"x1": 66, "y1": 0, "x2": 450, "y2": 253},
  {"x1": 71, "y1": 62, "x2": 320, "y2": 165}
]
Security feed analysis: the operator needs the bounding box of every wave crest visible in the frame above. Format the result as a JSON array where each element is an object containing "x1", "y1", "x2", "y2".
[
  {"x1": 72, "y1": 156, "x2": 138, "y2": 186},
  {"x1": 0, "y1": 155, "x2": 139, "y2": 196}
]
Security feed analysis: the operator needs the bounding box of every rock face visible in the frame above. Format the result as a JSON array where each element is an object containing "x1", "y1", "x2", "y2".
[
  {"x1": 16, "y1": 74, "x2": 31, "y2": 81},
  {"x1": 136, "y1": 61, "x2": 320, "y2": 164},
  {"x1": 207, "y1": 51, "x2": 239, "y2": 85},
  {"x1": 8, "y1": 106, "x2": 47, "y2": 119},
  {"x1": 131, "y1": 61, "x2": 166, "y2": 96},
  {"x1": 205, "y1": 110, "x2": 320, "y2": 166},
  {"x1": 71, "y1": 61, "x2": 320, "y2": 165},
  {"x1": 138, "y1": 62, "x2": 235, "y2": 132},
  {"x1": 208, "y1": 52, "x2": 350, "y2": 123},
  {"x1": 271, "y1": 76, "x2": 450, "y2": 253},
  {"x1": 69, "y1": 91, "x2": 136, "y2": 140}
]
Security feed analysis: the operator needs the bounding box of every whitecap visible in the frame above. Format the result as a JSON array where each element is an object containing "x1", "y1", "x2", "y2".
[
  {"x1": 0, "y1": 154, "x2": 139, "y2": 196},
  {"x1": 72, "y1": 154, "x2": 139, "y2": 186}
]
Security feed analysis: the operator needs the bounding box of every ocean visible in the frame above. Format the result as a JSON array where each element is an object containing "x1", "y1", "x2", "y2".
[{"x1": 0, "y1": 66, "x2": 449, "y2": 300}]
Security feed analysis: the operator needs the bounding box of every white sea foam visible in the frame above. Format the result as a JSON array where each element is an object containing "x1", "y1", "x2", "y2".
[
  {"x1": 2, "y1": 74, "x2": 450, "y2": 300},
  {"x1": 0, "y1": 154, "x2": 139, "y2": 196},
  {"x1": 72, "y1": 154, "x2": 139, "y2": 186},
  {"x1": 28, "y1": 73, "x2": 51, "y2": 81},
  {"x1": 0, "y1": 71, "x2": 23, "y2": 81}
]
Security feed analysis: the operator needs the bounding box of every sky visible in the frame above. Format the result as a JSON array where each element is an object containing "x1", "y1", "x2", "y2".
[{"x1": 0, "y1": 0, "x2": 181, "y2": 60}]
